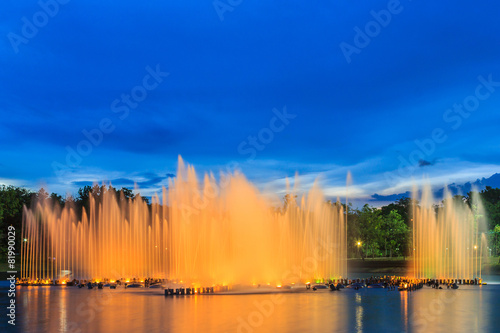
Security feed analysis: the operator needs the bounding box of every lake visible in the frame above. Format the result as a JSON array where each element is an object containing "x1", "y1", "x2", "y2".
[{"x1": 2, "y1": 279, "x2": 500, "y2": 333}]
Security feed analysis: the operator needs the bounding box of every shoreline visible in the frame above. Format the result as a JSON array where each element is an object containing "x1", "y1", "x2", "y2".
[{"x1": 348, "y1": 258, "x2": 500, "y2": 275}]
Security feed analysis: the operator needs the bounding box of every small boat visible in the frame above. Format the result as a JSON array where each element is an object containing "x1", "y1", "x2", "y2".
[
  {"x1": 148, "y1": 283, "x2": 162, "y2": 288},
  {"x1": 126, "y1": 283, "x2": 143, "y2": 288}
]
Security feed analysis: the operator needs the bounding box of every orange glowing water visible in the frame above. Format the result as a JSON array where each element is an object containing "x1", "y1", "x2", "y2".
[
  {"x1": 21, "y1": 157, "x2": 347, "y2": 285},
  {"x1": 411, "y1": 184, "x2": 488, "y2": 280}
]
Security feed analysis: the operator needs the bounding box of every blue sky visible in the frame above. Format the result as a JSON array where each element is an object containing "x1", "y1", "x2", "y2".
[{"x1": 1, "y1": 0, "x2": 499, "y2": 204}]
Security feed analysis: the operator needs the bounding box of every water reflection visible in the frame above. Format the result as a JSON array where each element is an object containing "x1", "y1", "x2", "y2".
[
  {"x1": 400, "y1": 290, "x2": 408, "y2": 332},
  {"x1": 59, "y1": 287, "x2": 67, "y2": 332},
  {"x1": 408, "y1": 285, "x2": 493, "y2": 332},
  {"x1": 355, "y1": 293, "x2": 363, "y2": 333},
  {"x1": 15, "y1": 285, "x2": 500, "y2": 333}
]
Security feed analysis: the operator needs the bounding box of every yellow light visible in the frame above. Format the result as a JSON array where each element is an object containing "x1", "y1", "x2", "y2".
[
  {"x1": 110, "y1": 280, "x2": 115, "y2": 283},
  {"x1": 62, "y1": 281, "x2": 66, "y2": 285},
  {"x1": 140, "y1": 280, "x2": 144, "y2": 283},
  {"x1": 276, "y1": 285, "x2": 282, "y2": 288},
  {"x1": 357, "y1": 241, "x2": 361, "y2": 246},
  {"x1": 474, "y1": 245, "x2": 477, "y2": 250},
  {"x1": 306, "y1": 281, "x2": 311, "y2": 285},
  {"x1": 126, "y1": 280, "x2": 130, "y2": 283}
]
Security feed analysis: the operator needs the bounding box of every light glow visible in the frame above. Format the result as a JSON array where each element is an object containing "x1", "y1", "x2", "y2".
[{"x1": 19, "y1": 156, "x2": 348, "y2": 285}]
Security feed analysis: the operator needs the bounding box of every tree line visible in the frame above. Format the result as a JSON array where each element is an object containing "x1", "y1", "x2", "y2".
[
  {"x1": 344, "y1": 187, "x2": 500, "y2": 259},
  {"x1": 1, "y1": 184, "x2": 499, "y2": 259}
]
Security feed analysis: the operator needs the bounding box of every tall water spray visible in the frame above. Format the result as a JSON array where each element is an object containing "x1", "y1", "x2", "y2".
[
  {"x1": 21, "y1": 157, "x2": 347, "y2": 285},
  {"x1": 412, "y1": 184, "x2": 488, "y2": 280}
]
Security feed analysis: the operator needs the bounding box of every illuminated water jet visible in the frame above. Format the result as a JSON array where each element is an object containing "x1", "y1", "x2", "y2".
[
  {"x1": 411, "y1": 184, "x2": 488, "y2": 280},
  {"x1": 21, "y1": 157, "x2": 347, "y2": 285}
]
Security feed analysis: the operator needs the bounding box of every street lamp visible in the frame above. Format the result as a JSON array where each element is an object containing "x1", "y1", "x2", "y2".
[{"x1": 356, "y1": 241, "x2": 362, "y2": 259}]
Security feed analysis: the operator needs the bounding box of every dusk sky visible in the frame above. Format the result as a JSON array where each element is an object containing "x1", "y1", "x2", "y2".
[{"x1": 1, "y1": 0, "x2": 500, "y2": 203}]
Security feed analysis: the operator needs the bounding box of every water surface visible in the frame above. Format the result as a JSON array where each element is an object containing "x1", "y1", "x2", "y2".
[{"x1": 3, "y1": 283, "x2": 499, "y2": 333}]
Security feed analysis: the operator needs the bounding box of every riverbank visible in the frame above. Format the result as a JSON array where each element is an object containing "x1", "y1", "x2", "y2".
[
  {"x1": 0, "y1": 261, "x2": 20, "y2": 281},
  {"x1": 348, "y1": 257, "x2": 500, "y2": 275},
  {"x1": 348, "y1": 258, "x2": 409, "y2": 274}
]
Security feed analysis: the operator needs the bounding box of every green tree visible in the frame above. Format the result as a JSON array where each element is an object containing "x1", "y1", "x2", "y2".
[
  {"x1": 0, "y1": 185, "x2": 34, "y2": 256},
  {"x1": 469, "y1": 187, "x2": 500, "y2": 230},
  {"x1": 345, "y1": 203, "x2": 361, "y2": 257},
  {"x1": 357, "y1": 205, "x2": 383, "y2": 259},
  {"x1": 489, "y1": 224, "x2": 500, "y2": 257},
  {"x1": 380, "y1": 197, "x2": 416, "y2": 225},
  {"x1": 76, "y1": 185, "x2": 93, "y2": 214},
  {"x1": 119, "y1": 187, "x2": 135, "y2": 201},
  {"x1": 381, "y1": 210, "x2": 410, "y2": 258},
  {"x1": 49, "y1": 193, "x2": 65, "y2": 207}
]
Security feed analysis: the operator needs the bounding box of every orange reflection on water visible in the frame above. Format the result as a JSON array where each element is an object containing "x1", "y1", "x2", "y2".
[
  {"x1": 20, "y1": 287, "x2": 353, "y2": 332},
  {"x1": 19, "y1": 285, "x2": 496, "y2": 333},
  {"x1": 400, "y1": 289, "x2": 408, "y2": 332}
]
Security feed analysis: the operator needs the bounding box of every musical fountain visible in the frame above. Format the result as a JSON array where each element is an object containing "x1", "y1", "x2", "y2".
[
  {"x1": 21, "y1": 157, "x2": 490, "y2": 287},
  {"x1": 21, "y1": 157, "x2": 347, "y2": 286},
  {"x1": 411, "y1": 184, "x2": 488, "y2": 280}
]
